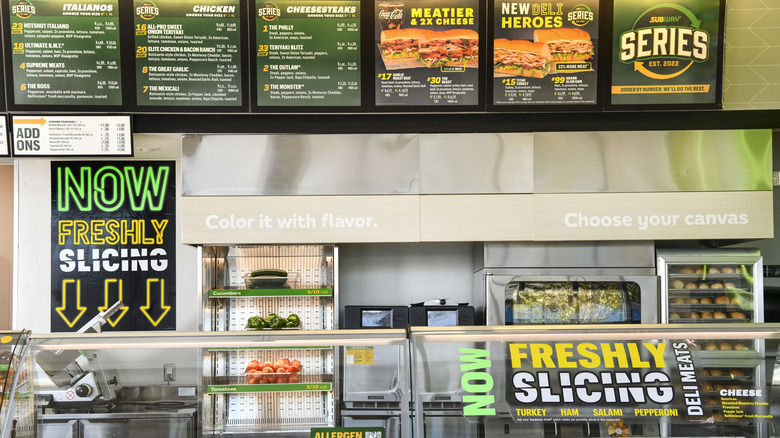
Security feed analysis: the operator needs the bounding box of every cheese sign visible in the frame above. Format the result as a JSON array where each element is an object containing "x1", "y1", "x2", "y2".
[{"x1": 610, "y1": 0, "x2": 724, "y2": 106}]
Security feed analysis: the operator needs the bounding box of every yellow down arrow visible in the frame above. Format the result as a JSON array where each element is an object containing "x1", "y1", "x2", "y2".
[
  {"x1": 99, "y1": 279, "x2": 129, "y2": 326},
  {"x1": 141, "y1": 279, "x2": 170, "y2": 327},
  {"x1": 634, "y1": 61, "x2": 694, "y2": 80},
  {"x1": 14, "y1": 117, "x2": 46, "y2": 126},
  {"x1": 56, "y1": 280, "x2": 86, "y2": 328}
]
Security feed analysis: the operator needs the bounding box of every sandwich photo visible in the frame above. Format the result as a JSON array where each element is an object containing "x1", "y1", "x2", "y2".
[
  {"x1": 533, "y1": 28, "x2": 594, "y2": 61},
  {"x1": 380, "y1": 28, "x2": 422, "y2": 59},
  {"x1": 416, "y1": 29, "x2": 479, "y2": 68},
  {"x1": 493, "y1": 39, "x2": 551, "y2": 78}
]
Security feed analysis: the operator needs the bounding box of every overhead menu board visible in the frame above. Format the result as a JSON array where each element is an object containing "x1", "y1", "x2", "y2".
[
  {"x1": 5, "y1": 0, "x2": 123, "y2": 107},
  {"x1": 491, "y1": 0, "x2": 598, "y2": 106},
  {"x1": 374, "y1": 0, "x2": 480, "y2": 107},
  {"x1": 255, "y1": 0, "x2": 361, "y2": 107},
  {"x1": 133, "y1": 0, "x2": 245, "y2": 108},
  {"x1": 610, "y1": 0, "x2": 724, "y2": 107}
]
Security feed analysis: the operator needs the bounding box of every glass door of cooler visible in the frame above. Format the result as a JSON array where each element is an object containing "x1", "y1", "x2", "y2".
[
  {"x1": 0, "y1": 331, "x2": 34, "y2": 438},
  {"x1": 657, "y1": 248, "x2": 763, "y2": 325}
]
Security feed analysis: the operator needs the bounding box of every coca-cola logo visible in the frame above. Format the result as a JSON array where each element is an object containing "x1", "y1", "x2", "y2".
[{"x1": 379, "y1": 8, "x2": 403, "y2": 19}]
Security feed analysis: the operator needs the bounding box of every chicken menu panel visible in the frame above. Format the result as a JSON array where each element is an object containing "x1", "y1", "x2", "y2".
[
  {"x1": 134, "y1": 0, "x2": 243, "y2": 107},
  {"x1": 7, "y1": 0, "x2": 122, "y2": 106},
  {"x1": 492, "y1": 0, "x2": 598, "y2": 106},
  {"x1": 255, "y1": 0, "x2": 361, "y2": 107},
  {"x1": 374, "y1": 0, "x2": 479, "y2": 106}
]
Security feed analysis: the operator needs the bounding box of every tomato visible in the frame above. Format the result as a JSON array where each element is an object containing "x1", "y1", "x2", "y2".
[
  {"x1": 291, "y1": 360, "x2": 301, "y2": 368},
  {"x1": 262, "y1": 366, "x2": 274, "y2": 373},
  {"x1": 248, "y1": 378, "x2": 260, "y2": 384},
  {"x1": 272, "y1": 363, "x2": 284, "y2": 372},
  {"x1": 261, "y1": 361, "x2": 273, "y2": 369},
  {"x1": 246, "y1": 360, "x2": 261, "y2": 372},
  {"x1": 289, "y1": 364, "x2": 300, "y2": 373},
  {"x1": 277, "y1": 376, "x2": 288, "y2": 384},
  {"x1": 288, "y1": 374, "x2": 299, "y2": 383},
  {"x1": 268, "y1": 375, "x2": 277, "y2": 383},
  {"x1": 277, "y1": 366, "x2": 290, "y2": 375},
  {"x1": 260, "y1": 377, "x2": 270, "y2": 384},
  {"x1": 281, "y1": 358, "x2": 291, "y2": 365}
]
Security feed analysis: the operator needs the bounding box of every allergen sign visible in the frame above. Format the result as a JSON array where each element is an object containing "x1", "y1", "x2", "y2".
[
  {"x1": 492, "y1": 0, "x2": 598, "y2": 106},
  {"x1": 256, "y1": 0, "x2": 360, "y2": 106},
  {"x1": 8, "y1": 0, "x2": 122, "y2": 106},
  {"x1": 134, "y1": 0, "x2": 243, "y2": 106},
  {"x1": 50, "y1": 161, "x2": 176, "y2": 331},
  {"x1": 610, "y1": 0, "x2": 723, "y2": 105},
  {"x1": 375, "y1": 0, "x2": 479, "y2": 106}
]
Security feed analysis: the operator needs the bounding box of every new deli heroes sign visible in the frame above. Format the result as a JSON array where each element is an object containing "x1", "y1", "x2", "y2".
[
  {"x1": 611, "y1": 0, "x2": 724, "y2": 106},
  {"x1": 51, "y1": 161, "x2": 176, "y2": 331},
  {"x1": 460, "y1": 341, "x2": 711, "y2": 422}
]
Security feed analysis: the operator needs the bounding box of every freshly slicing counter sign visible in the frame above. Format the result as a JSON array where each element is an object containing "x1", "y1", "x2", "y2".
[
  {"x1": 6, "y1": 0, "x2": 122, "y2": 107},
  {"x1": 492, "y1": 0, "x2": 598, "y2": 106},
  {"x1": 50, "y1": 161, "x2": 176, "y2": 332},
  {"x1": 459, "y1": 340, "x2": 774, "y2": 424},
  {"x1": 133, "y1": 0, "x2": 244, "y2": 107},
  {"x1": 374, "y1": 0, "x2": 480, "y2": 106},
  {"x1": 610, "y1": 0, "x2": 724, "y2": 106}
]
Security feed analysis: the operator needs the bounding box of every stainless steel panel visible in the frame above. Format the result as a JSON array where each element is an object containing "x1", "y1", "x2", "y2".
[
  {"x1": 419, "y1": 133, "x2": 533, "y2": 194},
  {"x1": 38, "y1": 419, "x2": 78, "y2": 438},
  {"x1": 343, "y1": 345, "x2": 405, "y2": 404},
  {"x1": 534, "y1": 130, "x2": 772, "y2": 193},
  {"x1": 81, "y1": 418, "x2": 193, "y2": 438},
  {"x1": 342, "y1": 412, "x2": 402, "y2": 438},
  {"x1": 477, "y1": 241, "x2": 656, "y2": 270},
  {"x1": 182, "y1": 134, "x2": 420, "y2": 196},
  {"x1": 423, "y1": 415, "x2": 479, "y2": 438}
]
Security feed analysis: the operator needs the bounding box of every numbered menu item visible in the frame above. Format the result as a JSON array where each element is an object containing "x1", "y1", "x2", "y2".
[
  {"x1": 492, "y1": 0, "x2": 598, "y2": 106},
  {"x1": 374, "y1": 0, "x2": 479, "y2": 106},
  {"x1": 8, "y1": 0, "x2": 122, "y2": 106},
  {"x1": 256, "y1": 0, "x2": 360, "y2": 107},
  {"x1": 134, "y1": 0, "x2": 242, "y2": 107}
]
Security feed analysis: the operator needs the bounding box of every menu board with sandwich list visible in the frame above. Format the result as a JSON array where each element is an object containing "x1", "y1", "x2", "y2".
[
  {"x1": 492, "y1": 0, "x2": 598, "y2": 106},
  {"x1": 375, "y1": 0, "x2": 480, "y2": 106},
  {"x1": 134, "y1": 0, "x2": 244, "y2": 107},
  {"x1": 255, "y1": 0, "x2": 361, "y2": 107},
  {"x1": 5, "y1": 0, "x2": 122, "y2": 107}
]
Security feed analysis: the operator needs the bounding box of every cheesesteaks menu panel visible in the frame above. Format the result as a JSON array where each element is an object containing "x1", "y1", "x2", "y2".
[
  {"x1": 375, "y1": 0, "x2": 479, "y2": 106},
  {"x1": 492, "y1": 0, "x2": 598, "y2": 106},
  {"x1": 134, "y1": 0, "x2": 244, "y2": 108},
  {"x1": 5, "y1": 0, "x2": 123, "y2": 107},
  {"x1": 255, "y1": 0, "x2": 360, "y2": 107}
]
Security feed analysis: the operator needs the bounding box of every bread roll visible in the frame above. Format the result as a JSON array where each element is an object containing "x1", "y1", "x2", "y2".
[
  {"x1": 730, "y1": 311, "x2": 746, "y2": 319},
  {"x1": 685, "y1": 312, "x2": 700, "y2": 319},
  {"x1": 702, "y1": 369, "x2": 711, "y2": 376},
  {"x1": 729, "y1": 369, "x2": 745, "y2": 377},
  {"x1": 724, "y1": 282, "x2": 736, "y2": 289},
  {"x1": 700, "y1": 311, "x2": 713, "y2": 319},
  {"x1": 710, "y1": 283, "x2": 723, "y2": 289},
  {"x1": 671, "y1": 297, "x2": 686, "y2": 304},
  {"x1": 700, "y1": 297, "x2": 713, "y2": 304},
  {"x1": 709, "y1": 267, "x2": 721, "y2": 274},
  {"x1": 733, "y1": 343, "x2": 748, "y2": 350},
  {"x1": 669, "y1": 312, "x2": 681, "y2": 319},
  {"x1": 687, "y1": 297, "x2": 700, "y2": 304},
  {"x1": 680, "y1": 267, "x2": 694, "y2": 274},
  {"x1": 715, "y1": 296, "x2": 730, "y2": 304},
  {"x1": 713, "y1": 312, "x2": 727, "y2": 319},
  {"x1": 721, "y1": 267, "x2": 734, "y2": 274},
  {"x1": 709, "y1": 369, "x2": 725, "y2": 377},
  {"x1": 671, "y1": 279, "x2": 685, "y2": 289},
  {"x1": 685, "y1": 283, "x2": 699, "y2": 289},
  {"x1": 704, "y1": 342, "x2": 718, "y2": 351},
  {"x1": 718, "y1": 342, "x2": 732, "y2": 350},
  {"x1": 698, "y1": 283, "x2": 710, "y2": 289},
  {"x1": 731, "y1": 297, "x2": 739, "y2": 304},
  {"x1": 701, "y1": 382, "x2": 713, "y2": 391},
  {"x1": 695, "y1": 268, "x2": 704, "y2": 274}
]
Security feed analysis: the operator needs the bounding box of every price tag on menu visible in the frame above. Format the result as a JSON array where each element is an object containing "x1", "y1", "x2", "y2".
[{"x1": 11, "y1": 115, "x2": 132, "y2": 157}]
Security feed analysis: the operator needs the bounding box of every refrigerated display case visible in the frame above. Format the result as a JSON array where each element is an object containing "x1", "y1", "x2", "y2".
[
  {"x1": 0, "y1": 331, "x2": 34, "y2": 438},
  {"x1": 409, "y1": 324, "x2": 780, "y2": 438}
]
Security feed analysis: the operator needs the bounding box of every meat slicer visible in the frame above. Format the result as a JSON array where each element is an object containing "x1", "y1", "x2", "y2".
[{"x1": 35, "y1": 301, "x2": 124, "y2": 412}]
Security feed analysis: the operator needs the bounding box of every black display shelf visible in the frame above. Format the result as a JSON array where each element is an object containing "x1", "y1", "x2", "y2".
[{"x1": 130, "y1": 109, "x2": 780, "y2": 134}]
